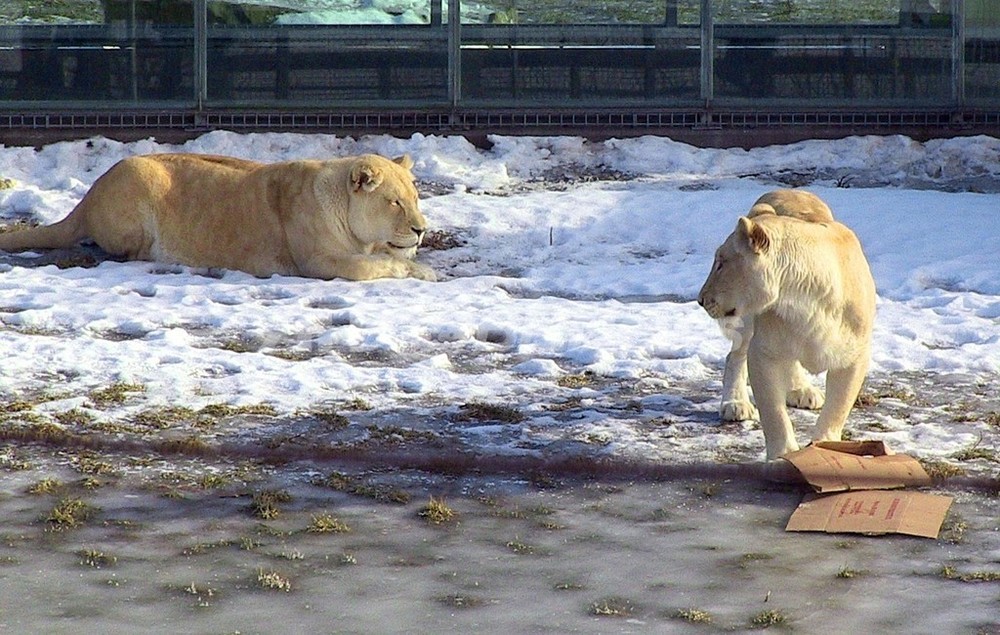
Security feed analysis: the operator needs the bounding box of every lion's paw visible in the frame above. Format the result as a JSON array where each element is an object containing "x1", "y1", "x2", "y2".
[
  {"x1": 810, "y1": 431, "x2": 841, "y2": 444},
  {"x1": 786, "y1": 385, "x2": 824, "y2": 410},
  {"x1": 761, "y1": 458, "x2": 805, "y2": 484},
  {"x1": 720, "y1": 399, "x2": 759, "y2": 422},
  {"x1": 408, "y1": 262, "x2": 438, "y2": 282}
]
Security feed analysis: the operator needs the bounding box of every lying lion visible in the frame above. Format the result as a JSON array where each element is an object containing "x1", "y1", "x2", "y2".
[
  {"x1": 0, "y1": 152, "x2": 436, "y2": 282},
  {"x1": 698, "y1": 189, "x2": 876, "y2": 460}
]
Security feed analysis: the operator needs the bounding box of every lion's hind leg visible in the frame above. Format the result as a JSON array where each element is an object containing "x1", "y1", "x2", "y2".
[
  {"x1": 811, "y1": 359, "x2": 868, "y2": 444},
  {"x1": 785, "y1": 362, "x2": 824, "y2": 410},
  {"x1": 74, "y1": 163, "x2": 161, "y2": 261},
  {"x1": 83, "y1": 204, "x2": 155, "y2": 260}
]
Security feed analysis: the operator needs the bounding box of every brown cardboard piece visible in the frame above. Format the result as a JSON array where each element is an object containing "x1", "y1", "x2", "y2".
[
  {"x1": 781, "y1": 441, "x2": 952, "y2": 538},
  {"x1": 782, "y1": 440, "x2": 932, "y2": 492},
  {"x1": 786, "y1": 491, "x2": 953, "y2": 538}
]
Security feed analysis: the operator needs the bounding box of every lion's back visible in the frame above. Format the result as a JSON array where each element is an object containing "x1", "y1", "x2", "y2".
[
  {"x1": 75, "y1": 153, "x2": 293, "y2": 270},
  {"x1": 748, "y1": 189, "x2": 834, "y2": 224}
]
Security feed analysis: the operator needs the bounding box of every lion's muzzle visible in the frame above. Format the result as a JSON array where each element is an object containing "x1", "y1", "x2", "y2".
[
  {"x1": 697, "y1": 291, "x2": 736, "y2": 320},
  {"x1": 388, "y1": 227, "x2": 426, "y2": 251}
]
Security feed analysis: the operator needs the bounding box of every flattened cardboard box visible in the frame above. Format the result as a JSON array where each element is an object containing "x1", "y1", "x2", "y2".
[
  {"x1": 786, "y1": 490, "x2": 953, "y2": 538},
  {"x1": 782, "y1": 441, "x2": 952, "y2": 538},
  {"x1": 782, "y1": 440, "x2": 932, "y2": 492}
]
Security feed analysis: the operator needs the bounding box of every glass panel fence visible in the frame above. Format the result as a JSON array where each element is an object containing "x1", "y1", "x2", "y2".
[
  {"x1": 0, "y1": 1, "x2": 995, "y2": 111},
  {"x1": 459, "y1": 1, "x2": 703, "y2": 106},
  {"x1": 0, "y1": 0, "x2": 195, "y2": 105},
  {"x1": 712, "y1": 0, "x2": 954, "y2": 106},
  {"x1": 966, "y1": 0, "x2": 1000, "y2": 104},
  {"x1": 205, "y1": 0, "x2": 450, "y2": 106}
]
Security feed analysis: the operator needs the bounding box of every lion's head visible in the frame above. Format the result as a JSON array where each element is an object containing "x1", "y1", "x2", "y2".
[
  {"x1": 698, "y1": 216, "x2": 780, "y2": 321},
  {"x1": 340, "y1": 154, "x2": 428, "y2": 259}
]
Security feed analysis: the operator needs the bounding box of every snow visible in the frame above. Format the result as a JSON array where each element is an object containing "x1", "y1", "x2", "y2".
[{"x1": 1, "y1": 131, "x2": 999, "y2": 466}]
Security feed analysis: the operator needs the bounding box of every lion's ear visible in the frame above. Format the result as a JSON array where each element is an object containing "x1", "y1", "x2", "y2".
[
  {"x1": 351, "y1": 159, "x2": 384, "y2": 193},
  {"x1": 393, "y1": 154, "x2": 414, "y2": 170},
  {"x1": 737, "y1": 216, "x2": 771, "y2": 254}
]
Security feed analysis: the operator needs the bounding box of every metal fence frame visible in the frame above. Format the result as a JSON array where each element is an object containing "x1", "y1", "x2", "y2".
[{"x1": 0, "y1": 0, "x2": 997, "y2": 143}]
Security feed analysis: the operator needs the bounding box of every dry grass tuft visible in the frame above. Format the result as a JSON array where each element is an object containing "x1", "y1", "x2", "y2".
[
  {"x1": 589, "y1": 596, "x2": 636, "y2": 617},
  {"x1": 674, "y1": 608, "x2": 713, "y2": 623},
  {"x1": 250, "y1": 489, "x2": 292, "y2": 519},
  {"x1": 46, "y1": 498, "x2": 96, "y2": 530},
  {"x1": 307, "y1": 513, "x2": 350, "y2": 533},
  {"x1": 88, "y1": 382, "x2": 146, "y2": 408},
  {"x1": 750, "y1": 609, "x2": 789, "y2": 628},
  {"x1": 256, "y1": 568, "x2": 292, "y2": 592},
  {"x1": 455, "y1": 401, "x2": 525, "y2": 423},
  {"x1": 419, "y1": 496, "x2": 456, "y2": 525}
]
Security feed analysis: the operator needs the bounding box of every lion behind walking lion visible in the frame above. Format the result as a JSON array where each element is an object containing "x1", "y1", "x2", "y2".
[
  {"x1": 698, "y1": 189, "x2": 876, "y2": 460},
  {"x1": 0, "y1": 152, "x2": 436, "y2": 282}
]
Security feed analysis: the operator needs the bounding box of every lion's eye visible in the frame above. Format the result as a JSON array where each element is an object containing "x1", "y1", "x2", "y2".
[
  {"x1": 390, "y1": 199, "x2": 402, "y2": 207},
  {"x1": 714, "y1": 258, "x2": 724, "y2": 272}
]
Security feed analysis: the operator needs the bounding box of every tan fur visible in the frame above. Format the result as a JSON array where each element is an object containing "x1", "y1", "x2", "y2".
[
  {"x1": 0, "y1": 153, "x2": 436, "y2": 282},
  {"x1": 698, "y1": 190, "x2": 876, "y2": 460},
  {"x1": 711, "y1": 190, "x2": 834, "y2": 423},
  {"x1": 745, "y1": 189, "x2": 834, "y2": 223}
]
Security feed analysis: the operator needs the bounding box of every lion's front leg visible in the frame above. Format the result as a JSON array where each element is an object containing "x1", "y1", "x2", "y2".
[
  {"x1": 748, "y1": 347, "x2": 800, "y2": 461},
  {"x1": 811, "y1": 357, "x2": 869, "y2": 444},
  {"x1": 374, "y1": 242, "x2": 418, "y2": 261},
  {"x1": 719, "y1": 318, "x2": 758, "y2": 422},
  {"x1": 721, "y1": 353, "x2": 758, "y2": 422},
  {"x1": 720, "y1": 349, "x2": 758, "y2": 422},
  {"x1": 301, "y1": 253, "x2": 436, "y2": 281}
]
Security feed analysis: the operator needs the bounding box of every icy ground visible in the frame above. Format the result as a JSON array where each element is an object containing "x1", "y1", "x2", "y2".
[{"x1": 0, "y1": 131, "x2": 998, "y2": 633}]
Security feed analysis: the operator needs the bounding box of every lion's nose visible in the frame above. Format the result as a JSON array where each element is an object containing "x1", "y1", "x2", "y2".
[{"x1": 413, "y1": 227, "x2": 426, "y2": 241}]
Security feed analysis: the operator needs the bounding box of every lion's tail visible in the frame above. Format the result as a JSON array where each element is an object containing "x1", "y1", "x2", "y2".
[{"x1": 0, "y1": 213, "x2": 86, "y2": 253}]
